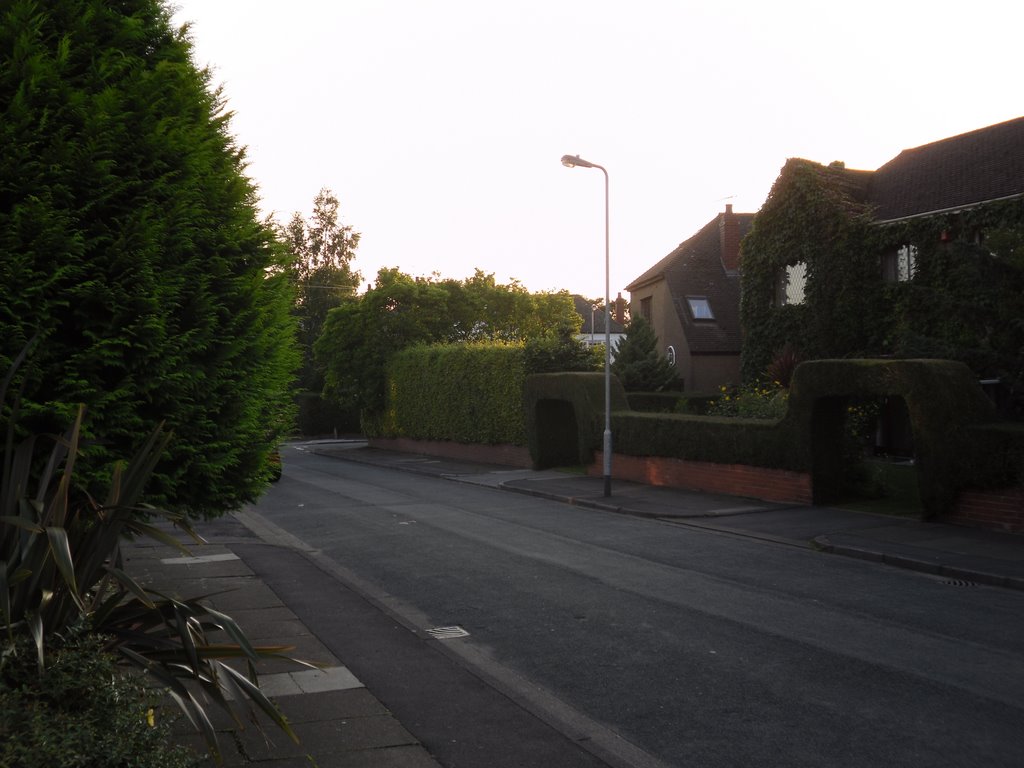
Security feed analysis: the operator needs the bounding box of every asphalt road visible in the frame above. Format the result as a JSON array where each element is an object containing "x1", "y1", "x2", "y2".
[{"x1": 242, "y1": 445, "x2": 1024, "y2": 768}]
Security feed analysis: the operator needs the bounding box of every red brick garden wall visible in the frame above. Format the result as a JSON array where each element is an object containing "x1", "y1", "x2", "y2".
[
  {"x1": 947, "y1": 488, "x2": 1024, "y2": 533},
  {"x1": 589, "y1": 452, "x2": 814, "y2": 506},
  {"x1": 367, "y1": 440, "x2": 1022, "y2": 534},
  {"x1": 368, "y1": 438, "x2": 532, "y2": 468}
]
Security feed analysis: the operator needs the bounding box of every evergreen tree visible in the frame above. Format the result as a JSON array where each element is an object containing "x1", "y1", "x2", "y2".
[
  {"x1": 611, "y1": 317, "x2": 679, "y2": 391},
  {"x1": 0, "y1": 0, "x2": 299, "y2": 515}
]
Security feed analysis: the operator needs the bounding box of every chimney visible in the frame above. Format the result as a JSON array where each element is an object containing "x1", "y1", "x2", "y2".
[
  {"x1": 613, "y1": 293, "x2": 626, "y2": 325},
  {"x1": 719, "y1": 203, "x2": 741, "y2": 273}
]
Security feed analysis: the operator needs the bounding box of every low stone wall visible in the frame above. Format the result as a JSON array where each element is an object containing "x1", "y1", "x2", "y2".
[
  {"x1": 949, "y1": 487, "x2": 1024, "y2": 533},
  {"x1": 588, "y1": 452, "x2": 814, "y2": 506},
  {"x1": 367, "y1": 437, "x2": 532, "y2": 468}
]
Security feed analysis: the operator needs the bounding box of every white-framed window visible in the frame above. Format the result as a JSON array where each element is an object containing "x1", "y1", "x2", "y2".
[
  {"x1": 775, "y1": 261, "x2": 807, "y2": 306},
  {"x1": 686, "y1": 296, "x2": 714, "y2": 320},
  {"x1": 882, "y1": 244, "x2": 917, "y2": 283}
]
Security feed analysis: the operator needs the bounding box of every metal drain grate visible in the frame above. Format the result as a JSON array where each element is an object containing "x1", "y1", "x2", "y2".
[
  {"x1": 425, "y1": 625, "x2": 470, "y2": 639},
  {"x1": 941, "y1": 579, "x2": 979, "y2": 587}
]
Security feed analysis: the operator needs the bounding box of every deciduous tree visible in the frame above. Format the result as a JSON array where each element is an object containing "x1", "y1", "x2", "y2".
[
  {"x1": 279, "y1": 189, "x2": 361, "y2": 390},
  {"x1": 314, "y1": 269, "x2": 584, "y2": 427}
]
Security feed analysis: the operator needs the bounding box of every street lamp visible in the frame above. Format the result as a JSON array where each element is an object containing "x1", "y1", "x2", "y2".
[{"x1": 561, "y1": 154, "x2": 612, "y2": 497}]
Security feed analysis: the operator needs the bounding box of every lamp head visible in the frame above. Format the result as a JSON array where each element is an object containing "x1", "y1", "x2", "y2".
[{"x1": 561, "y1": 154, "x2": 595, "y2": 169}]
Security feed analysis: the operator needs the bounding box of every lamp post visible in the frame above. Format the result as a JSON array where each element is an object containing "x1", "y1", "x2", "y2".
[{"x1": 561, "y1": 154, "x2": 612, "y2": 497}]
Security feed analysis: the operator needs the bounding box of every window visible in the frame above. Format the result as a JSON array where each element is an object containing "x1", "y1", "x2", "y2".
[
  {"x1": 882, "y1": 244, "x2": 917, "y2": 283},
  {"x1": 686, "y1": 296, "x2": 714, "y2": 320},
  {"x1": 639, "y1": 296, "x2": 652, "y2": 322},
  {"x1": 775, "y1": 262, "x2": 807, "y2": 306}
]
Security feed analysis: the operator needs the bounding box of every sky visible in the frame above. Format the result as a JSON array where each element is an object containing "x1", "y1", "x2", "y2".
[{"x1": 169, "y1": 0, "x2": 1022, "y2": 301}]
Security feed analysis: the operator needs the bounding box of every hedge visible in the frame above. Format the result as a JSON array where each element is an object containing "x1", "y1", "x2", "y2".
[
  {"x1": 384, "y1": 342, "x2": 527, "y2": 444},
  {"x1": 523, "y1": 372, "x2": 631, "y2": 467},
  {"x1": 525, "y1": 359, "x2": 1001, "y2": 518}
]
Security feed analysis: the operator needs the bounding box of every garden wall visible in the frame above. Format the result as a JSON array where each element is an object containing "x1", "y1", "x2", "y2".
[
  {"x1": 523, "y1": 361, "x2": 1020, "y2": 527},
  {"x1": 589, "y1": 452, "x2": 813, "y2": 505},
  {"x1": 368, "y1": 437, "x2": 532, "y2": 468},
  {"x1": 950, "y1": 488, "x2": 1024, "y2": 533}
]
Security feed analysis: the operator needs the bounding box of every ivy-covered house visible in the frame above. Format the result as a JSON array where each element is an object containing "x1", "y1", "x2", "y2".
[
  {"x1": 625, "y1": 205, "x2": 755, "y2": 392},
  {"x1": 740, "y1": 116, "x2": 1024, "y2": 416}
]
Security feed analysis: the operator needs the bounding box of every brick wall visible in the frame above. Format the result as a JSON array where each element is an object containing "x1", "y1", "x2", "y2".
[
  {"x1": 947, "y1": 487, "x2": 1024, "y2": 533},
  {"x1": 368, "y1": 438, "x2": 532, "y2": 468},
  {"x1": 590, "y1": 452, "x2": 813, "y2": 505}
]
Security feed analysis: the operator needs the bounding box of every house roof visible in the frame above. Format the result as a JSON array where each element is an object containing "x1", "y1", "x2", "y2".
[
  {"x1": 626, "y1": 210, "x2": 755, "y2": 354},
  {"x1": 867, "y1": 116, "x2": 1024, "y2": 221},
  {"x1": 572, "y1": 294, "x2": 626, "y2": 335}
]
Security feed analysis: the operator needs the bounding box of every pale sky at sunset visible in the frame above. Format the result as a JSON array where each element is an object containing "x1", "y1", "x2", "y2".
[{"x1": 170, "y1": 0, "x2": 1022, "y2": 301}]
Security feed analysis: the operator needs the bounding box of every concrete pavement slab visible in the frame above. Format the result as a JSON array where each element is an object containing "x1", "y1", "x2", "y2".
[{"x1": 277, "y1": 688, "x2": 390, "y2": 723}]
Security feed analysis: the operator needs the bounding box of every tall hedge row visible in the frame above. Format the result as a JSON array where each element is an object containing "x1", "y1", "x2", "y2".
[
  {"x1": 383, "y1": 343, "x2": 527, "y2": 445},
  {"x1": 0, "y1": 0, "x2": 299, "y2": 515}
]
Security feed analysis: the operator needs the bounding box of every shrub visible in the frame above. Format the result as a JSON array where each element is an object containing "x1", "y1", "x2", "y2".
[
  {"x1": 765, "y1": 344, "x2": 802, "y2": 388},
  {"x1": 1, "y1": 351, "x2": 299, "y2": 762},
  {"x1": 0, "y1": 634, "x2": 197, "y2": 768},
  {"x1": 707, "y1": 383, "x2": 789, "y2": 420}
]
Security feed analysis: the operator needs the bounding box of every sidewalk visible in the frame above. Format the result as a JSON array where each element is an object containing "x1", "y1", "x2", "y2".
[
  {"x1": 124, "y1": 440, "x2": 1024, "y2": 766},
  {"x1": 123, "y1": 519, "x2": 444, "y2": 768},
  {"x1": 310, "y1": 441, "x2": 1024, "y2": 591}
]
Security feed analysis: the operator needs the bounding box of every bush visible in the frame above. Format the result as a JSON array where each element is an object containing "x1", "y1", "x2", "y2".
[
  {"x1": 1, "y1": 349, "x2": 298, "y2": 762},
  {"x1": 0, "y1": 634, "x2": 197, "y2": 768},
  {"x1": 707, "y1": 383, "x2": 789, "y2": 420}
]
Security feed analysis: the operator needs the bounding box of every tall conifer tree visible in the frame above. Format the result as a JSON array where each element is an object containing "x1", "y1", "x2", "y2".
[{"x1": 0, "y1": 0, "x2": 299, "y2": 515}]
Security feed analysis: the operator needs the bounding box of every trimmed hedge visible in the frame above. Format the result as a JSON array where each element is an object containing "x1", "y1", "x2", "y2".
[
  {"x1": 523, "y1": 372, "x2": 631, "y2": 467},
  {"x1": 612, "y1": 411, "x2": 798, "y2": 468},
  {"x1": 626, "y1": 391, "x2": 721, "y2": 415},
  {"x1": 964, "y1": 421, "x2": 1024, "y2": 489},
  {"x1": 526, "y1": 359, "x2": 1001, "y2": 518},
  {"x1": 384, "y1": 342, "x2": 527, "y2": 444},
  {"x1": 627, "y1": 392, "x2": 683, "y2": 413},
  {"x1": 782, "y1": 359, "x2": 995, "y2": 513}
]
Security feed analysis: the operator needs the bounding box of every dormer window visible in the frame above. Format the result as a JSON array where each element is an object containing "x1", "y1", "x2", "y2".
[{"x1": 686, "y1": 296, "x2": 714, "y2": 320}]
